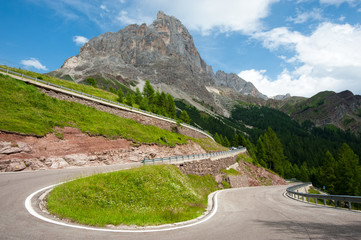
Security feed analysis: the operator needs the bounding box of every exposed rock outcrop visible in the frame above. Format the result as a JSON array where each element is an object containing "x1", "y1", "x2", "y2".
[
  {"x1": 176, "y1": 155, "x2": 287, "y2": 187},
  {"x1": 214, "y1": 71, "x2": 267, "y2": 100},
  {"x1": 0, "y1": 127, "x2": 207, "y2": 172},
  {"x1": 51, "y1": 11, "x2": 266, "y2": 114}
]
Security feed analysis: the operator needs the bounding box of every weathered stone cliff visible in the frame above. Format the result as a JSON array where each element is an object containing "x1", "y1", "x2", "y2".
[{"x1": 51, "y1": 11, "x2": 265, "y2": 114}]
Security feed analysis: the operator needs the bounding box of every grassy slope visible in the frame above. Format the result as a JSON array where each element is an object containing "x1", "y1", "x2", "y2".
[
  {"x1": 1, "y1": 65, "x2": 119, "y2": 102},
  {"x1": 0, "y1": 74, "x2": 188, "y2": 146},
  {"x1": 47, "y1": 165, "x2": 219, "y2": 226}
]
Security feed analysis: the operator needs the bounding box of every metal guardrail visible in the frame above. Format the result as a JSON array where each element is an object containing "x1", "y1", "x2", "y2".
[
  {"x1": 0, "y1": 67, "x2": 214, "y2": 140},
  {"x1": 286, "y1": 183, "x2": 361, "y2": 210},
  {"x1": 141, "y1": 147, "x2": 246, "y2": 165}
]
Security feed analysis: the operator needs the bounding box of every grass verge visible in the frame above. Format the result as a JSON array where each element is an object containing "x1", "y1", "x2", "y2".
[
  {"x1": 0, "y1": 74, "x2": 187, "y2": 146},
  {"x1": 192, "y1": 138, "x2": 227, "y2": 152},
  {"x1": 47, "y1": 165, "x2": 219, "y2": 226},
  {"x1": 0, "y1": 65, "x2": 119, "y2": 102}
]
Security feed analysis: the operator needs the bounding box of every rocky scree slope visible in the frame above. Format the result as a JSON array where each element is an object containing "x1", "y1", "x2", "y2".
[{"x1": 51, "y1": 11, "x2": 266, "y2": 115}]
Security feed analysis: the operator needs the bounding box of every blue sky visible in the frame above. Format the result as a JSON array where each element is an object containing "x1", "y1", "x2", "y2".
[{"x1": 1, "y1": 0, "x2": 361, "y2": 97}]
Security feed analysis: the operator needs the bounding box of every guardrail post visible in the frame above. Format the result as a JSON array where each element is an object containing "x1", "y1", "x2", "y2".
[
  {"x1": 315, "y1": 198, "x2": 318, "y2": 205},
  {"x1": 335, "y1": 200, "x2": 337, "y2": 208},
  {"x1": 324, "y1": 199, "x2": 326, "y2": 206},
  {"x1": 349, "y1": 201, "x2": 352, "y2": 210},
  {"x1": 308, "y1": 197, "x2": 310, "y2": 203}
]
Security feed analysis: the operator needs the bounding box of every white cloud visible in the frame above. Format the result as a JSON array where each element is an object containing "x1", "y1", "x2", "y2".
[
  {"x1": 34, "y1": 0, "x2": 280, "y2": 34},
  {"x1": 250, "y1": 22, "x2": 361, "y2": 97},
  {"x1": 100, "y1": 4, "x2": 109, "y2": 12},
  {"x1": 116, "y1": 10, "x2": 152, "y2": 25},
  {"x1": 138, "y1": 0, "x2": 279, "y2": 34},
  {"x1": 320, "y1": 0, "x2": 357, "y2": 5},
  {"x1": 73, "y1": 35, "x2": 89, "y2": 46},
  {"x1": 21, "y1": 58, "x2": 48, "y2": 71},
  {"x1": 287, "y1": 8, "x2": 323, "y2": 24}
]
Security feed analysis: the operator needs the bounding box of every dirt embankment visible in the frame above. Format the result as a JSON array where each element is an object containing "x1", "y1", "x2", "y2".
[
  {"x1": 176, "y1": 155, "x2": 287, "y2": 188},
  {"x1": 0, "y1": 127, "x2": 206, "y2": 172},
  {"x1": 230, "y1": 161, "x2": 287, "y2": 187}
]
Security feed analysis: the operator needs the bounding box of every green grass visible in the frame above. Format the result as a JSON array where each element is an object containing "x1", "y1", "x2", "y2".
[
  {"x1": 221, "y1": 181, "x2": 231, "y2": 189},
  {"x1": 0, "y1": 65, "x2": 119, "y2": 102},
  {"x1": 237, "y1": 154, "x2": 255, "y2": 164},
  {"x1": 192, "y1": 138, "x2": 228, "y2": 152},
  {"x1": 47, "y1": 165, "x2": 219, "y2": 226},
  {"x1": 220, "y1": 168, "x2": 240, "y2": 176},
  {"x1": 308, "y1": 188, "x2": 321, "y2": 195},
  {"x1": 0, "y1": 74, "x2": 188, "y2": 146}
]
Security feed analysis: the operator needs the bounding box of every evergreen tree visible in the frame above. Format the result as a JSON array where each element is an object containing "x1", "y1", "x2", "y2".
[
  {"x1": 256, "y1": 127, "x2": 287, "y2": 176},
  {"x1": 125, "y1": 93, "x2": 135, "y2": 106},
  {"x1": 214, "y1": 133, "x2": 221, "y2": 144},
  {"x1": 85, "y1": 77, "x2": 97, "y2": 87},
  {"x1": 134, "y1": 87, "x2": 143, "y2": 105},
  {"x1": 335, "y1": 143, "x2": 361, "y2": 195},
  {"x1": 180, "y1": 110, "x2": 191, "y2": 124},
  {"x1": 143, "y1": 79, "x2": 155, "y2": 103},
  {"x1": 139, "y1": 97, "x2": 149, "y2": 111},
  {"x1": 117, "y1": 90, "x2": 124, "y2": 103},
  {"x1": 159, "y1": 91, "x2": 167, "y2": 109},
  {"x1": 319, "y1": 151, "x2": 337, "y2": 193},
  {"x1": 222, "y1": 135, "x2": 230, "y2": 147},
  {"x1": 232, "y1": 134, "x2": 240, "y2": 147},
  {"x1": 166, "y1": 94, "x2": 176, "y2": 118}
]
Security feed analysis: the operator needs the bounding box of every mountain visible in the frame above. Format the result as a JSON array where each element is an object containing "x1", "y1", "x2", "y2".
[
  {"x1": 51, "y1": 11, "x2": 265, "y2": 114},
  {"x1": 280, "y1": 90, "x2": 361, "y2": 134}
]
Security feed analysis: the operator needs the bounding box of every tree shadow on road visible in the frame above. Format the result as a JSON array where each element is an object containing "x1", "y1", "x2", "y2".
[{"x1": 256, "y1": 219, "x2": 361, "y2": 240}]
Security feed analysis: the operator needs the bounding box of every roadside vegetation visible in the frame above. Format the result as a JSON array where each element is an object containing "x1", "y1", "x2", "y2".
[
  {"x1": 47, "y1": 165, "x2": 219, "y2": 226},
  {"x1": 0, "y1": 65, "x2": 119, "y2": 102},
  {"x1": 0, "y1": 74, "x2": 187, "y2": 146},
  {"x1": 0, "y1": 66, "x2": 192, "y2": 123}
]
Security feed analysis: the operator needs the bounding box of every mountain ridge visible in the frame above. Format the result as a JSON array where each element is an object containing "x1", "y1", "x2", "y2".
[{"x1": 51, "y1": 11, "x2": 266, "y2": 114}]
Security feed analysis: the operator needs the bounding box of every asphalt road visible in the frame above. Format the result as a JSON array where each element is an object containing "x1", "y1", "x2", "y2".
[{"x1": 1, "y1": 164, "x2": 361, "y2": 240}]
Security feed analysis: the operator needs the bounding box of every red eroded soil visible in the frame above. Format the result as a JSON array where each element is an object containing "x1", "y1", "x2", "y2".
[
  {"x1": 0, "y1": 127, "x2": 206, "y2": 172},
  {"x1": 0, "y1": 127, "x2": 131, "y2": 160}
]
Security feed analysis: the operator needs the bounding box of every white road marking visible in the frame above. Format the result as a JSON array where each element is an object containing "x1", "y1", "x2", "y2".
[{"x1": 25, "y1": 184, "x2": 220, "y2": 233}]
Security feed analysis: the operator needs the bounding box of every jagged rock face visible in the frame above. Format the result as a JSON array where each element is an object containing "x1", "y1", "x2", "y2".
[
  {"x1": 272, "y1": 93, "x2": 291, "y2": 100},
  {"x1": 52, "y1": 11, "x2": 266, "y2": 112},
  {"x1": 214, "y1": 71, "x2": 268, "y2": 100},
  {"x1": 54, "y1": 11, "x2": 216, "y2": 104}
]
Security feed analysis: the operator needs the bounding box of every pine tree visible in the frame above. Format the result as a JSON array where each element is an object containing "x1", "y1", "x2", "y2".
[
  {"x1": 139, "y1": 97, "x2": 149, "y2": 111},
  {"x1": 134, "y1": 87, "x2": 143, "y2": 105},
  {"x1": 143, "y1": 79, "x2": 155, "y2": 103},
  {"x1": 319, "y1": 151, "x2": 337, "y2": 194},
  {"x1": 256, "y1": 127, "x2": 287, "y2": 176},
  {"x1": 166, "y1": 94, "x2": 176, "y2": 118},
  {"x1": 214, "y1": 133, "x2": 221, "y2": 144},
  {"x1": 335, "y1": 143, "x2": 361, "y2": 195},
  {"x1": 222, "y1": 135, "x2": 230, "y2": 147},
  {"x1": 117, "y1": 90, "x2": 124, "y2": 103},
  {"x1": 232, "y1": 134, "x2": 239, "y2": 147},
  {"x1": 179, "y1": 110, "x2": 191, "y2": 124},
  {"x1": 125, "y1": 93, "x2": 135, "y2": 106}
]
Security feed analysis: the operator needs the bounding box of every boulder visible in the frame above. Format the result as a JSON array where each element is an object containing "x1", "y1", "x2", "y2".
[
  {"x1": 6, "y1": 159, "x2": 27, "y2": 172},
  {"x1": 46, "y1": 157, "x2": 70, "y2": 169},
  {"x1": 64, "y1": 154, "x2": 88, "y2": 166}
]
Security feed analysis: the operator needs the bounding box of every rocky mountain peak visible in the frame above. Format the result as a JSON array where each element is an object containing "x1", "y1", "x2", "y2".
[
  {"x1": 214, "y1": 71, "x2": 268, "y2": 100},
  {"x1": 51, "y1": 11, "x2": 267, "y2": 115}
]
